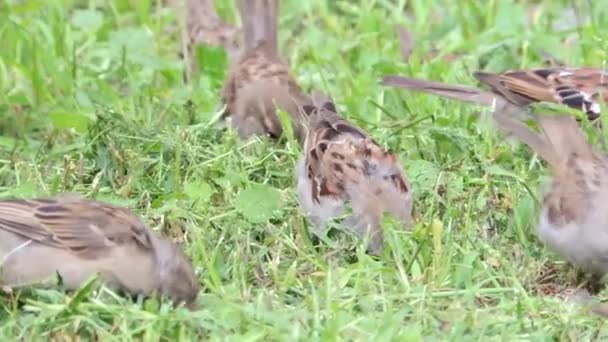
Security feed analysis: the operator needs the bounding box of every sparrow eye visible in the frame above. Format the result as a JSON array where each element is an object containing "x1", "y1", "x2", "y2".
[
  {"x1": 302, "y1": 105, "x2": 316, "y2": 115},
  {"x1": 322, "y1": 102, "x2": 337, "y2": 113}
]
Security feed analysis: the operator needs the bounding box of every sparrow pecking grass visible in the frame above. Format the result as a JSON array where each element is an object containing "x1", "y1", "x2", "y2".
[
  {"x1": 0, "y1": 195, "x2": 199, "y2": 308},
  {"x1": 296, "y1": 91, "x2": 413, "y2": 254},
  {"x1": 221, "y1": 0, "x2": 311, "y2": 143}
]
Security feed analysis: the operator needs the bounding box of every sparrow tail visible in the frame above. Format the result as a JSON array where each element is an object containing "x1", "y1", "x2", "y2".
[
  {"x1": 494, "y1": 105, "x2": 592, "y2": 167},
  {"x1": 536, "y1": 114, "x2": 594, "y2": 162},
  {"x1": 344, "y1": 173, "x2": 412, "y2": 255},
  {"x1": 233, "y1": 79, "x2": 303, "y2": 138},
  {"x1": 382, "y1": 75, "x2": 503, "y2": 107},
  {"x1": 239, "y1": 0, "x2": 279, "y2": 53}
]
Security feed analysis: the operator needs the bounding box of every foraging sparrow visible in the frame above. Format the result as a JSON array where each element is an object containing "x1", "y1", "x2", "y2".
[
  {"x1": 296, "y1": 92, "x2": 413, "y2": 254},
  {"x1": 221, "y1": 0, "x2": 311, "y2": 142},
  {"x1": 0, "y1": 195, "x2": 199, "y2": 308},
  {"x1": 382, "y1": 67, "x2": 608, "y2": 121},
  {"x1": 171, "y1": 0, "x2": 240, "y2": 80},
  {"x1": 491, "y1": 104, "x2": 608, "y2": 276}
]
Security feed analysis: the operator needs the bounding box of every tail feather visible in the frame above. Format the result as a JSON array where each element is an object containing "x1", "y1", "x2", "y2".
[
  {"x1": 494, "y1": 105, "x2": 592, "y2": 168},
  {"x1": 536, "y1": 114, "x2": 594, "y2": 161},
  {"x1": 233, "y1": 79, "x2": 307, "y2": 140},
  {"x1": 493, "y1": 105, "x2": 560, "y2": 166},
  {"x1": 344, "y1": 170, "x2": 413, "y2": 255},
  {"x1": 239, "y1": 0, "x2": 279, "y2": 53},
  {"x1": 382, "y1": 75, "x2": 505, "y2": 107}
]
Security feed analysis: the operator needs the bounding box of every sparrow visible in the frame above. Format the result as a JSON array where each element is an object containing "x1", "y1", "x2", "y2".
[
  {"x1": 491, "y1": 104, "x2": 608, "y2": 277},
  {"x1": 0, "y1": 195, "x2": 199, "y2": 308},
  {"x1": 382, "y1": 67, "x2": 608, "y2": 121},
  {"x1": 171, "y1": 0, "x2": 240, "y2": 81},
  {"x1": 296, "y1": 91, "x2": 413, "y2": 254},
  {"x1": 221, "y1": 0, "x2": 311, "y2": 142}
]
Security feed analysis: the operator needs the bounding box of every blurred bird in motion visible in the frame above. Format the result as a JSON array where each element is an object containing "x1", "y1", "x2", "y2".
[
  {"x1": 0, "y1": 195, "x2": 199, "y2": 308},
  {"x1": 491, "y1": 105, "x2": 608, "y2": 273},
  {"x1": 382, "y1": 67, "x2": 608, "y2": 122},
  {"x1": 487, "y1": 103, "x2": 608, "y2": 315},
  {"x1": 296, "y1": 91, "x2": 413, "y2": 254}
]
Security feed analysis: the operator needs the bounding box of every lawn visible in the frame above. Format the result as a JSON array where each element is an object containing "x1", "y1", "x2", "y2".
[{"x1": 1, "y1": 0, "x2": 608, "y2": 340}]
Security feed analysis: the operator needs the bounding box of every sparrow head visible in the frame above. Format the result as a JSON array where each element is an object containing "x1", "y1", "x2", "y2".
[
  {"x1": 300, "y1": 90, "x2": 340, "y2": 139},
  {"x1": 150, "y1": 236, "x2": 200, "y2": 309}
]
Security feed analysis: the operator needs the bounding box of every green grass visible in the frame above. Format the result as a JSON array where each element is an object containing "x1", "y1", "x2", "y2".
[{"x1": 2, "y1": 0, "x2": 608, "y2": 339}]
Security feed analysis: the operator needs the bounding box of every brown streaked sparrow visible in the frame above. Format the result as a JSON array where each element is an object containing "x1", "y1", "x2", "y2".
[
  {"x1": 0, "y1": 195, "x2": 199, "y2": 308},
  {"x1": 296, "y1": 92, "x2": 413, "y2": 254},
  {"x1": 221, "y1": 0, "x2": 311, "y2": 143},
  {"x1": 491, "y1": 104, "x2": 608, "y2": 278}
]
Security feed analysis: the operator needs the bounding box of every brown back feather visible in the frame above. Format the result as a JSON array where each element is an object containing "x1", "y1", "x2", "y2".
[
  {"x1": 0, "y1": 197, "x2": 153, "y2": 259},
  {"x1": 382, "y1": 75, "x2": 504, "y2": 107},
  {"x1": 304, "y1": 94, "x2": 411, "y2": 208}
]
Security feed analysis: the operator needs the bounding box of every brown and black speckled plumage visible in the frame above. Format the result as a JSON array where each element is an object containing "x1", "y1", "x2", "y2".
[
  {"x1": 383, "y1": 67, "x2": 608, "y2": 121},
  {"x1": 296, "y1": 92, "x2": 412, "y2": 254},
  {"x1": 0, "y1": 195, "x2": 199, "y2": 307},
  {"x1": 221, "y1": 0, "x2": 310, "y2": 142}
]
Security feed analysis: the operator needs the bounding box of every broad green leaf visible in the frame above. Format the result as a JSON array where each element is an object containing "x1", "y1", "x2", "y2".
[
  {"x1": 195, "y1": 44, "x2": 228, "y2": 83},
  {"x1": 71, "y1": 9, "x2": 103, "y2": 31},
  {"x1": 66, "y1": 274, "x2": 100, "y2": 312},
  {"x1": 49, "y1": 111, "x2": 93, "y2": 133},
  {"x1": 235, "y1": 183, "x2": 281, "y2": 223},
  {"x1": 75, "y1": 90, "x2": 94, "y2": 109},
  {"x1": 108, "y1": 28, "x2": 153, "y2": 61},
  {"x1": 0, "y1": 136, "x2": 17, "y2": 148},
  {"x1": 184, "y1": 180, "x2": 214, "y2": 202}
]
